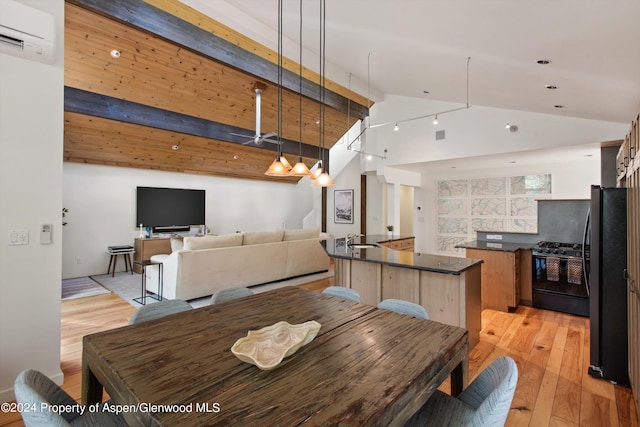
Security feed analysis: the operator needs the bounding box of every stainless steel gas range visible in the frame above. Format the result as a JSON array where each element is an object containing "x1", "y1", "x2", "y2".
[{"x1": 531, "y1": 240, "x2": 589, "y2": 317}]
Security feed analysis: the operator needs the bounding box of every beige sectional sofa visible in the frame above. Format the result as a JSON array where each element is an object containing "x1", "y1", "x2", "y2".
[{"x1": 145, "y1": 228, "x2": 329, "y2": 301}]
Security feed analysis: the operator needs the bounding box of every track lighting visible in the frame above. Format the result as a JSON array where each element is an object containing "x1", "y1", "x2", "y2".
[{"x1": 347, "y1": 57, "x2": 472, "y2": 148}]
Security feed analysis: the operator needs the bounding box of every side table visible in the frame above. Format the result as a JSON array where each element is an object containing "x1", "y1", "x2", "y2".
[
  {"x1": 107, "y1": 248, "x2": 135, "y2": 277},
  {"x1": 132, "y1": 260, "x2": 163, "y2": 305}
]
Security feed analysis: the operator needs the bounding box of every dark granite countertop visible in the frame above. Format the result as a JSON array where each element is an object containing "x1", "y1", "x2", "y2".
[
  {"x1": 322, "y1": 235, "x2": 482, "y2": 275},
  {"x1": 456, "y1": 240, "x2": 536, "y2": 252}
]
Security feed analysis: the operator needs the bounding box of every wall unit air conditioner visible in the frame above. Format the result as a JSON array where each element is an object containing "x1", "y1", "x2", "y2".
[{"x1": 0, "y1": 0, "x2": 55, "y2": 64}]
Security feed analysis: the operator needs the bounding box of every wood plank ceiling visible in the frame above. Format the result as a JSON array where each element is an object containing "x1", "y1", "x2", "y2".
[{"x1": 63, "y1": 0, "x2": 371, "y2": 183}]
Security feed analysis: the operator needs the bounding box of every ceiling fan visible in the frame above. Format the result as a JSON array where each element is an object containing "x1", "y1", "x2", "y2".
[{"x1": 231, "y1": 84, "x2": 279, "y2": 146}]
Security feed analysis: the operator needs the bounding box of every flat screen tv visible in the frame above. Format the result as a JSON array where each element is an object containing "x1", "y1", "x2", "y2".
[{"x1": 136, "y1": 186, "x2": 205, "y2": 232}]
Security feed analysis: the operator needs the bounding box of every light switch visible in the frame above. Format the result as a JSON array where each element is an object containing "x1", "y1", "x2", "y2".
[{"x1": 8, "y1": 229, "x2": 29, "y2": 245}]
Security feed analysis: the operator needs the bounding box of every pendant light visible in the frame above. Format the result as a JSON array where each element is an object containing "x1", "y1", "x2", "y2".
[
  {"x1": 311, "y1": 0, "x2": 334, "y2": 187},
  {"x1": 290, "y1": 0, "x2": 312, "y2": 177},
  {"x1": 265, "y1": 0, "x2": 291, "y2": 177}
]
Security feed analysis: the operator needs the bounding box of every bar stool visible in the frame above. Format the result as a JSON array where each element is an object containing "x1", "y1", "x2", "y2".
[{"x1": 107, "y1": 246, "x2": 135, "y2": 277}]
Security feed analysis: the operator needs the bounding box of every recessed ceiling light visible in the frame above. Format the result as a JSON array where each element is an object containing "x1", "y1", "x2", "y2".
[
  {"x1": 110, "y1": 49, "x2": 121, "y2": 59},
  {"x1": 423, "y1": 90, "x2": 430, "y2": 94},
  {"x1": 233, "y1": 155, "x2": 240, "y2": 160},
  {"x1": 554, "y1": 105, "x2": 565, "y2": 109},
  {"x1": 171, "y1": 144, "x2": 180, "y2": 151},
  {"x1": 584, "y1": 154, "x2": 593, "y2": 157},
  {"x1": 509, "y1": 161, "x2": 517, "y2": 164},
  {"x1": 537, "y1": 59, "x2": 551, "y2": 65},
  {"x1": 545, "y1": 85, "x2": 558, "y2": 90}
]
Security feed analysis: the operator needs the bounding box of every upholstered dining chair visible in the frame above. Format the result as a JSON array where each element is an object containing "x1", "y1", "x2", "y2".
[
  {"x1": 128, "y1": 299, "x2": 192, "y2": 325},
  {"x1": 209, "y1": 287, "x2": 254, "y2": 304},
  {"x1": 14, "y1": 369, "x2": 128, "y2": 427},
  {"x1": 322, "y1": 286, "x2": 361, "y2": 302},
  {"x1": 404, "y1": 356, "x2": 518, "y2": 427},
  {"x1": 377, "y1": 299, "x2": 429, "y2": 319}
]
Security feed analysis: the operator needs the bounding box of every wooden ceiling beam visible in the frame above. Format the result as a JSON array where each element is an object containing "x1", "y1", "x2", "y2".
[
  {"x1": 64, "y1": 86, "x2": 324, "y2": 160},
  {"x1": 65, "y1": 0, "x2": 369, "y2": 120}
]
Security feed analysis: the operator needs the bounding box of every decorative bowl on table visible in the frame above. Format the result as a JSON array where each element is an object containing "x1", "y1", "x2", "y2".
[{"x1": 231, "y1": 320, "x2": 322, "y2": 370}]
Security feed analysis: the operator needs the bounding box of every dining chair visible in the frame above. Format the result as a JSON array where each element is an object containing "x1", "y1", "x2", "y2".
[
  {"x1": 128, "y1": 299, "x2": 192, "y2": 324},
  {"x1": 209, "y1": 287, "x2": 254, "y2": 304},
  {"x1": 14, "y1": 369, "x2": 129, "y2": 427},
  {"x1": 322, "y1": 286, "x2": 361, "y2": 302},
  {"x1": 377, "y1": 299, "x2": 429, "y2": 319},
  {"x1": 404, "y1": 356, "x2": 518, "y2": 427}
]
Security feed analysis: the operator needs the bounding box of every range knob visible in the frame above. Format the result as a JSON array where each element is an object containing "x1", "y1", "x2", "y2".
[
  {"x1": 553, "y1": 249, "x2": 558, "y2": 254},
  {"x1": 561, "y1": 249, "x2": 566, "y2": 255}
]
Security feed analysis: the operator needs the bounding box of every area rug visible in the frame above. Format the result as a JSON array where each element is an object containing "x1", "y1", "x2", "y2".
[
  {"x1": 61, "y1": 276, "x2": 110, "y2": 300},
  {"x1": 91, "y1": 269, "x2": 334, "y2": 309}
]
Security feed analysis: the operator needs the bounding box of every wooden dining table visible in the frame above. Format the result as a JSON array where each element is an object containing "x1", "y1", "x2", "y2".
[{"x1": 82, "y1": 286, "x2": 469, "y2": 426}]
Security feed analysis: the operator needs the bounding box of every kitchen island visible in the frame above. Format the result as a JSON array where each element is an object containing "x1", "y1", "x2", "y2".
[
  {"x1": 322, "y1": 235, "x2": 483, "y2": 348},
  {"x1": 457, "y1": 238, "x2": 535, "y2": 312}
]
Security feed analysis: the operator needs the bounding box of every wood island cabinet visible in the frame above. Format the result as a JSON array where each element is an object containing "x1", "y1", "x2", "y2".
[
  {"x1": 133, "y1": 237, "x2": 171, "y2": 273},
  {"x1": 333, "y1": 250, "x2": 482, "y2": 349},
  {"x1": 465, "y1": 248, "x2": 520, "y2": 312}
]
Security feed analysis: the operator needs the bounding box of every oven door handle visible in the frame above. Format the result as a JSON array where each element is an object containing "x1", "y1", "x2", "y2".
[{"x1": 582, "y1": 208, "x2": 590, "y2": 296}]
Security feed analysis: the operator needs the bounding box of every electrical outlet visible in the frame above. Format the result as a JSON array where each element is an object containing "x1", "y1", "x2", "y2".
[{"x1": 486, "y1": 234, "x2": 503, "y2": 240}]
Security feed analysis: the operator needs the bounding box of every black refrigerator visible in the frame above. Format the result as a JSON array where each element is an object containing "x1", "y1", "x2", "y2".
[{"x1": 586, "y1": 185, "x2": 628, "y2": 385}]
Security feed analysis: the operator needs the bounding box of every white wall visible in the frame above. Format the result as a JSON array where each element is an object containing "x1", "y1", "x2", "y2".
[
  {"x1": 325, "y1": 156, "x2": 362, "y2": 239},
  {"x1": 366, "y1": 174, "x2": 384, "y2": 234},
  {"x1": 0, "y1": 0, "x2": 64, "y2": 402},
  {"x1": 336, "y1": 94, "x2": 624, "y2": 256},
  {"x1": 372, "y1": 95, "x2": 627, "y2": 168},
  {"x1": 413, "y1": 157, "x2": 601, "y2": 254},
  {"x1": 62, "y1": 163, "x2": 316, "y2": 279}
]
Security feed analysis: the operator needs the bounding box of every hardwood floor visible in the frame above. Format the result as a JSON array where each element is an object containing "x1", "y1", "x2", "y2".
[{"x1": 1, "y1": 275, "x2": 637, "y2": 426}]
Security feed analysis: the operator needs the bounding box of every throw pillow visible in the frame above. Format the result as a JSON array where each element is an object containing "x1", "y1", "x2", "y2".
[
  {"x1": 242, "y1": 230, "x2": 284, "y2": 245},
  {"x1": 170, "y1": 237, "x2": 184, "y2": 252},
  {"x1": 183, "y1": 233, "x2": 243, "y2": 250},
  {"x1": 283, "y1": 228, "x2": 320, "y2": 241}
]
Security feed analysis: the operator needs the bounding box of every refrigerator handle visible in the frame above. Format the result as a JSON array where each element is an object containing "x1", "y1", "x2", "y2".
[{"x1": 583, "y1": 208, "x2": 590, "y2": 296}]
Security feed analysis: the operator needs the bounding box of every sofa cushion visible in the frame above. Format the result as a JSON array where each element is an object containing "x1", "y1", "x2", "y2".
[
  {"x1": 242, "y1": 230, "x2": 284, "y2": 245},
  {"x1": 183, "y1": 233, "x2": 243, "y2": 250},
  {"x1": 283, "y1": 228, "x2": 320, "y2": 241},
  {"x1": 170, "y1": 237, "x2": 184, "y2": 252},
  {"x1": 150, "y1": 254, "x2": 169, "y2": 263}
]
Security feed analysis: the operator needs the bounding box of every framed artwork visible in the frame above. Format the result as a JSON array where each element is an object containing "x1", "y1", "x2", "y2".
[{"x1": 334, "y1": 189, "x2": 354, "y2": 224}]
